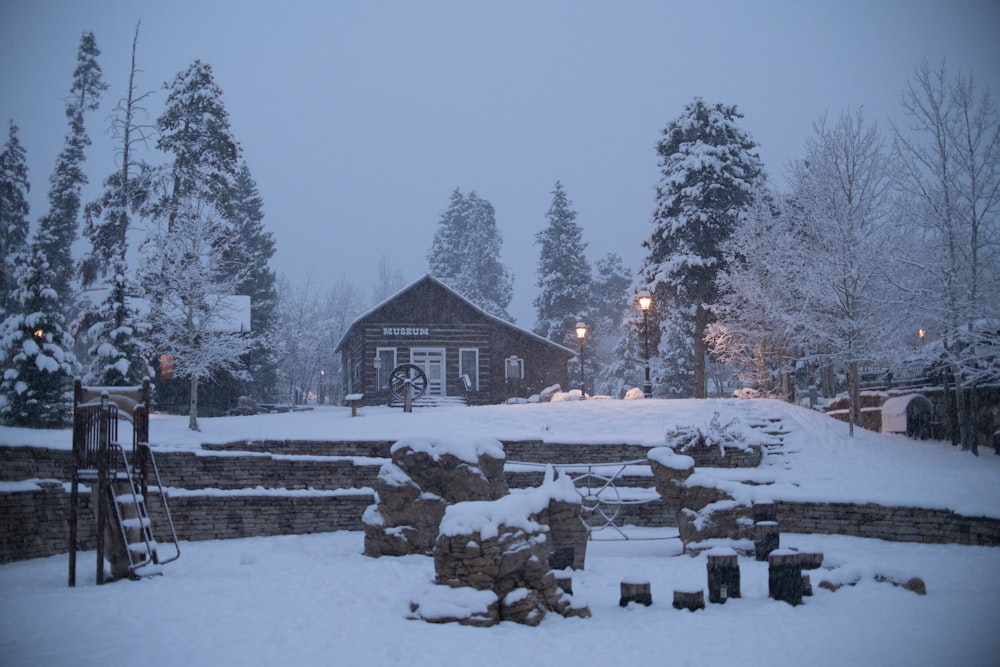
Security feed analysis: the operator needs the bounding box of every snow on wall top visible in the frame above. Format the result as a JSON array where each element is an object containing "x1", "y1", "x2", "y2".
[{"x1": 390, "y1": 436, "x2": 506, "y2": 463}]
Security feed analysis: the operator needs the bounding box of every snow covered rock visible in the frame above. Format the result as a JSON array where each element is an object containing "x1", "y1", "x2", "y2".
[
  {"x1": 363, "y1": 437, "x2": 508, "y2": 557},
  {"x1": 414, "y1": 470, "x2": 591, "y2": 626}
]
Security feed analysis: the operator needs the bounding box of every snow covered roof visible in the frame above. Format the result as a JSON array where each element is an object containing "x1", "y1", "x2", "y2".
[{"x1": 335, "y1": 275, "x2": 575, "y2": 355}]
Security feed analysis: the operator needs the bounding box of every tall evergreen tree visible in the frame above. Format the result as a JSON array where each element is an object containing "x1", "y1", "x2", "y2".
[
  {"x1": 153, "y1": 60, "x2": 241, "y2": 228},
  {"x1": 0, "y1": 245, "x2": 78, "y2": 427},
  {"x1": 1, "y1": 121, "x2": 32, "y2": 317},
  {"x1": 83, "y1": 256, "x2": 149, "y2": 386},
  {"x1": 142, "y1": 60, "x2": 244, "y2": 417},
  {"x1": 588, "y1": 253, "x2": 633, "y2": 395},
  {"x1": 533, "y1": 181, "x2": 591, "y2": 342},
  {"x1": 427, "y1": 189, "x2": 514, "y2": 320},
  {"x1": 35, "y1": 32, "x2": 106, "y2": 310},
  {"x1": 641, "y1": 98, "x2": 763, "y2": 397},
  {"x1": 226, "y1": 162, "x2": 279, "y2": 401}
]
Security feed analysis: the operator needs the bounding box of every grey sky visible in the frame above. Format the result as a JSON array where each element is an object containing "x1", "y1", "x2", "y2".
[{"x1": 2, "y1": 0, "x2": 998, "y2": 326}]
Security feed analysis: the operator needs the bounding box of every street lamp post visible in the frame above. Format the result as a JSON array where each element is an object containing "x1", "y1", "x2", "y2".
[
  {"x1": 638, "y1": 293, "x2": 653, "y2": 398},
  {"x1": 575, "y1": 321, "x2": 587, "y2": 398}
]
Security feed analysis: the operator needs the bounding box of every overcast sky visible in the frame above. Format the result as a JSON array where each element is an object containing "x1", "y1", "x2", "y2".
[{"x1": 2, "y1": 0, "x2": 998, "y2": 326}]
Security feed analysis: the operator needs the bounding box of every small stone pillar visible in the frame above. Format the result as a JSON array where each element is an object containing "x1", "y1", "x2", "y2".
[
  {"x1": 754, "y1": 521, "x2": 780, "y2": 561},
  {"x1": 768, "y1": 550, "x2": 804, "y2": 606},
  {"x1": 620, "y1": 577, "x2": 652, "y2": 607},
  {"x1": 706, "y1": 547, "x2": 741, "y2": 603},
  {"x1": 672, "y1": 588, "x2": 705, "y2": 612}
]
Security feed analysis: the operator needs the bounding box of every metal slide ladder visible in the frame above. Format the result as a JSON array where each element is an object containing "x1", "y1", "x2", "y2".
[{"x1": 69, "y1": 381, "x2": 180, "y2": 586}]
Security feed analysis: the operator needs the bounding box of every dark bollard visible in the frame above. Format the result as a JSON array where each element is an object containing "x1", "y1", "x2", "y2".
[
  {"x1": 706, "y1": 548, "x2": 741, "y2": 603},
  {"x1": 672, "y1": 588, "x2": 705, "y2": 612},
  {"x1": 754, "y1": 521, "x2": 780, "y2": 561},
  {"x1": 769, "y1": 550, "x2": 804, "y2": 606},
  {"x1": 753, "y1": 500, "x2": 777, "y2": 524},
  {"x1": 620, "y1": 578, "x2": 652, "y2": 607}
]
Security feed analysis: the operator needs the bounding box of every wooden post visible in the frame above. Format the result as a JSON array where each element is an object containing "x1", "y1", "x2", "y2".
[
  {"x1": 707, "y1": 548, "x2": 740, "y2": 603},
  {"x1": 345, "y1": 393, "x2": 364, "y2": 417},
  {"x1": 768, "y1": 550, "x2": 803, "y2": 606},
  {"x1": 753, "y1": 500, "x2": 777, "y2": 523},
  {"x1": 95, "y1": 394, "x2": 109, "y2": 585},
  {"x1": 754, "y1": 521, "x2": 780, "y2": 561},
  {"x1": 672, "y1": 588, "x2": 705, "y2": 612},
  {"x1": 620, "y1": 578, "x2": 652, "y2": 606},
  {"x1": 69, "y1": 380, "x2": 82, "y2": 587}
]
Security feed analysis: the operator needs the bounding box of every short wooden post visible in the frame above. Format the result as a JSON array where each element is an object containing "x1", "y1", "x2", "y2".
[
  {"x1": 754, "y1": 520, "x2": 780, "y2": 561},
  {"x1": 672, "y1": 588, "x2": 705, "y2": 612},
  {"x1": 620, "y1": 578, "x2": 652, "y2": 607},
  {"x1": 768, "y1": 550, "x2": 803, "y2": 606},
  {"x1": 345, "y1": 393, "x2": 364, "y2": 417},
  {"x1": 753, "y1": 500, "x2": 777, "y2": 523},
  {"x1": 706, "y1": 548, "x2": 740, "y2": 603}
]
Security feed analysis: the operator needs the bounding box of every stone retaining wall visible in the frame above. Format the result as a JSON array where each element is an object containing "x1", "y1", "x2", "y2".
[
  {"x1": 152, "y1": 451, "x2": 381, "y2": 491},
  {"x1": 0, "y1": 484, "x2": 373, "y2": 563},
  {"x1": 0, "y1": 484, "x2": 95, "y2": 564},
  {"x1": 773, "y1": 500, "x2": 1000, "y2": 546},
  {"x1": 0, "y1": 447, "x2": 74, "y2": 481},
  {"x1": 4, "y1": 441, "x2": 1000, "y2": 565},
  {"x1": 146, "y1": 492, "x2": 373, "y2": 542},
  {"x1": 0, "y1": 446, "x2": 382, "y2": 491}
]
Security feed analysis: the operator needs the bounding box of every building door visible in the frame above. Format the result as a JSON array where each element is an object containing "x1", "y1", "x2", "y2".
[{"x1": 410, "y1": 348, "x2": 445, "y2": 397}]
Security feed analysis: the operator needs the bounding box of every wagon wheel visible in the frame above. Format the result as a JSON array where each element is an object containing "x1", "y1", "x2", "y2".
[{"x1": 388, "y1": 363, "x2": 428, "y2": 403}]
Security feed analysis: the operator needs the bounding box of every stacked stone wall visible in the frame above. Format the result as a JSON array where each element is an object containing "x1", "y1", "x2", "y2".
[
  {"x1": 1, "y1": 484, "x2": 373, "y2": 562},
  {"x1": 0, "y1": 485, "x2": 94, "y2": 563},
  {"x1": 4, "y1": 441, "x2": 1000, "y2": 565},
  {"x1": 0, "y1": 447, "x2": 74, "y2": 481},
  {"x1": 152, "y1": 451, "x2": 380, "y2": 491},
  {"x1": 773, "y1": 501, "x2": 1000, "y2": 546}
]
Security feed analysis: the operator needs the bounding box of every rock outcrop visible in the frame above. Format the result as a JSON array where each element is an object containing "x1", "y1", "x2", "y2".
[
  {"x1": 411, "y1": 469, "x2": 591, "y2": 626},
  {"x1": 363, "y1": 437, "x2": 508, "y2": 557}
]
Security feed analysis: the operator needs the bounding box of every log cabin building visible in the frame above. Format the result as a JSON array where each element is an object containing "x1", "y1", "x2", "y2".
[{"x1": 335, "y1": 275, "x2": 575, "y2": 406}]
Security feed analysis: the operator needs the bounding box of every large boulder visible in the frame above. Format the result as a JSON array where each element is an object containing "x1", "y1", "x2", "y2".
[
  {"x1": 411, "y1": 469, "x2": 591, "y2": 626},
  {"x1": 363, "y1": 437, "x2": 508, "y2": 557}
]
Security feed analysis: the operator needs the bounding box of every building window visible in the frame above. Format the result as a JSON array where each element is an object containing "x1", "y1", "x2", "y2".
[
  {"x1": 505, "y1": 355, "x2": 524, "y2": 380},
  {"x1": 459, "y1": 348, "x2": 479, "y2": 390},
  {"x1": 352, "y1": 360, "x2": 362, "y2": 392},
  {"x1": 376, "y1": 347, "x2": 397, "y2": 392}
]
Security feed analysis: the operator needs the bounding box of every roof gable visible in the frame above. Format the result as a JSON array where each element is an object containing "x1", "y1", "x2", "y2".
[{"x1": 335, "y1": 275, "x2": 574, "y2": 355}]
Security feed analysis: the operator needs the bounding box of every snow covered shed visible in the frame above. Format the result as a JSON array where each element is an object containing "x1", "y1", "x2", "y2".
[{"x1": 335, "y1": 275, "x2": 574, "y2": 406}]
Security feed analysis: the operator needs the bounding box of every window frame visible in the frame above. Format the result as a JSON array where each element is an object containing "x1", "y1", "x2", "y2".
[{"x1": 459, "y1": 348, "x2": 480, "y2": 391}]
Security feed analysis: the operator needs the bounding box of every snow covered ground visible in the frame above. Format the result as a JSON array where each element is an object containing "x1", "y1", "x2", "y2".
[
  {"x1": 2, "y1": 531, "x2": 998, "y2": 666},
  {"x1": 2, "y1": 398, "x2": 999, "y2": 665}
]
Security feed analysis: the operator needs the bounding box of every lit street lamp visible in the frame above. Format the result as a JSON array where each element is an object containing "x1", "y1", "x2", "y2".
[
  {"x1": 575, "y1": 321, "x2": 587, "y2": 398},
  {"x1": 637, "y1": 293, "x2": 653, "y2": 398}
]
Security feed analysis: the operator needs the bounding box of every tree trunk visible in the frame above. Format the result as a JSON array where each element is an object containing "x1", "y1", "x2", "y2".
[
  {"x1": 692, "y1": 303, "x2": 708, "y2": 399},
  {"x1": 847, "y1": 360, "x2": 860, "y2": 437},
  {"x1": 820, "y1": 359, "x2": 836, "y2": 398},
  {"x1": 188, "y1": 375, "x2": 200, "y2": 431}
]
